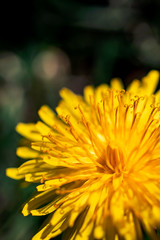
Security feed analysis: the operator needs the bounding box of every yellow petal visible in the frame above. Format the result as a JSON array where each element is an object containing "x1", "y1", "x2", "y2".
[
  {"x1": 141, "y1": 70, "x2": 159, "y2": 95},
  {"x1": 36, "y1": 121, "x2": 52, "y2": 136},
  {"x1": 36, "y1": 178, "x2": 67, "y2": 192},
  {"x1": 38, "y1": 105, "x2": 55, "y2": 127},
  {"x1": 95, "y1": 84, "x2": 109, "y2": 103},
  {"x1": 60, "y1": 88, "x2": 83, "y2": 105},
  {"x1": 30, "y1": 197, "x2": 61, "y2": 216},
  {"x1": 68, "y1": 193, "x2": 89, "y2": 227},
  {"x1": 22, "y1": 189, "x2": 56, "y2": 216},
  {"x1": 111, "y1": 78, "x2": 123, "y2": 90},
  {"x1": 127, "y1": 79, "x2": 140, "y2": 93},
  {"x1": 84, "y1": 85, "x2": 95, "y2": 105},
  {"x1": 75, "y1": 222, "x2": 94, "y2": 240},
  {"x1": 39, "y1": 105, "x2": 75, "y2": 140},
  {"x1": 16, "y1": 147, "x2": 40, "y2": 159},
  {"x1": 6, "y1": 168, "x2": 25, "y2": 180},
  {"x1": 32, "y1": 223, "x2": 54, "y2": 240},
  {"x1": 79, "y1": 191, "x2": 99, "y2": 233},
  {"x1": 51, "y1": 204, "x2": 71, "y2": 226},
  {"x1": 16, "y1": 123, "x2": 42, "y2": 141},
  {"x1": 127, "y1": 70, "x2": 159, "y2": 96},
  {"x1": 18, "y1": 159, "x2": 52, "y2": 174},
  {"x1": 32, "y1": 218, "x2": 68, "y2": 240},
  {"x1": 94, "y1": 225, "x2": 104, "y2": 239}
]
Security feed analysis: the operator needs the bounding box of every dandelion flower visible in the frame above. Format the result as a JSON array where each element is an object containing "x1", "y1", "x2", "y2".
[{"x1": 6, "y1": 70, "x2": 160, "y2": 240}]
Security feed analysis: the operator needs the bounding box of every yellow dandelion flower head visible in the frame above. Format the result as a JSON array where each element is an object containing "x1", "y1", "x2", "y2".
[{"x1": 7, "y1": 70, "x2": 160, "y2": 240}]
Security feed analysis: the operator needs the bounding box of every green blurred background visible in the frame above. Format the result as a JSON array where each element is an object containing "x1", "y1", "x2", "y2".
[{"x1": 1, "y1": 0, "x2": 160, "y2": 239}]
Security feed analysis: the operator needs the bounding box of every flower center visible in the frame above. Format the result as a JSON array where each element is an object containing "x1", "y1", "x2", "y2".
[{"x1": 100, "y1": 143, "x2": 126, "y2": 174}]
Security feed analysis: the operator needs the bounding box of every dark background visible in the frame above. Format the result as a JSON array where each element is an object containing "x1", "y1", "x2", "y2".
[{"x1": 1, "y1": 0, "x2": 160, "y2": 239}]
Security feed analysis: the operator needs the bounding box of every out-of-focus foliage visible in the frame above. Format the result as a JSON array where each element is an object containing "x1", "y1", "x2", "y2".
[{"x1": 1, "y1": 0, "x2": 160, "y2": 239}]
